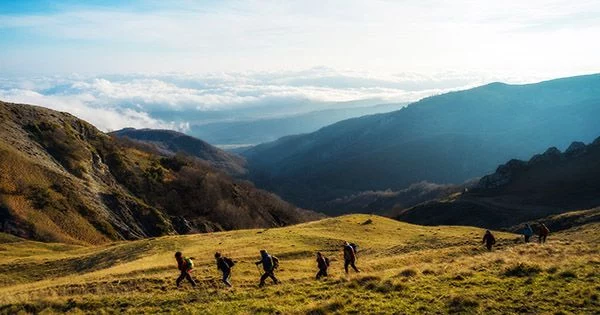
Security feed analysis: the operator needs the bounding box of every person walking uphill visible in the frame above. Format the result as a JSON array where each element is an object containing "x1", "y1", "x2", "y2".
[
  {"x1": 174, "y1": 251, "x2": 196, "y2": 288},
  {"x1": 255, "y1": 249, "x2": 280, "y2": 287},
  {"x1": 215, "y1": 252, "x2": 234, "y2": 287},
  {"x1": 522, "y1": 224, "x2": 534, "y2": 243},
  {"x1": 482, "y1": 230, "x2": 496, "y2": 251},
  {"x1": 343, "y1": 241, "x2": 359, "y2": 274},
  {"x1": 315, "y1": 252, "x2": 330, "y2": 280},
  {"x1": 538, "y1": 223, "x2": 550, "y2": 244}
]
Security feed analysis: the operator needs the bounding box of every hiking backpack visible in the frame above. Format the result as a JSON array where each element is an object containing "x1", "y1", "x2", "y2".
[
  {"x1": 271, "y1": 256, "x2": 280, "y2": 270},
  {"x1": 349, "y1": 243, "x2": 358, "y2": 254},
  {"x1": 325, "y1": 257, "x2": 330, "y2": 267},
  {"x1": 185, "y1": 257, "x2": 194, "y2": 270},
  {"x1": 224, "y1": 257, "x2": 235, "y2": 268}
]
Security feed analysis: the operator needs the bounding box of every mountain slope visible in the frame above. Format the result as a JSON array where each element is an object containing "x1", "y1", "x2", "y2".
[
  {"x1": 1, "y1": 214, "x2": 598, "y2": 314},
  {"x1": 110, "y1": 128, "x2": 247, "y2": 176},
  {"x1": 0, "y1": 101, "x2": 319, "y2": 244},
  {"x1": 189, "y1": 102, "x2": 406, "y2": 146},
  {"x1": 395, "y1": 137, "x2": 600, "y2": 228},
  {"x1": 243, "y1": 74, "x2": 600, "y2": 211}
]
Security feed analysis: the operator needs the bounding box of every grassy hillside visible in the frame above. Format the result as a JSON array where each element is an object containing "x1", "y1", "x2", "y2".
[
  {"x1": 0, "y1": 101, "x2": 319, "y2": 244},
  {"x1": 110, "y1": 128, "x2": 248, "y2": 177},
  {"x1": 1, "y1": 215, "x2": 597, "y2": 314}
]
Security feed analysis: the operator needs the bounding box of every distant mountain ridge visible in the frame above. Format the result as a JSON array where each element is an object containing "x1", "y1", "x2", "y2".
[
  {"x1": 395, "y1": 136, "x2": 600, "y2": 229},
  {"x1": 189, "y1": 103, "x2": 407, "y2": 146},
  {"x1": 111, "y1": 128, "x2": 247, "y2": 176},
  {"x1": 243, "y1": 73, "x2": 600, "y2": 212},
  {"x1": 0, "y1": 101, "x2": 319, "y2": 244}
]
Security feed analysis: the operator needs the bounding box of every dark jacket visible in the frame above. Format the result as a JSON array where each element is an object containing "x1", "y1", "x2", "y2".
[
  {"x1": 176, "y1": 257, "x2": 190, "y2": 272},
  {"x1": 483, "y1": 232, "x2": 496, "y2": 245},
  {"x1": 343, "y1": 245, "x2": 356, "y2": 262},
  {"x1": 317, "y1": 256, "x2": 328, "y2": 270},
  {"x1": 256, "y1": 252, "x2": 275, "y2": 271},
  {"x1": 539, "y1": 224, "x2": 550, "y2": 236},
  {"x1": 216, "y1": 257, "x2": 231, "y2": 272}
]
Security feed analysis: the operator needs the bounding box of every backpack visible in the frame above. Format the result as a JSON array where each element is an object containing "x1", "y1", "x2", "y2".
[
  {"x1": 271, "y1": 256, "x2": 279, "y2": 270},
  {"x1": 325, "y1": 257, "x2": 330, "y2": 267},
  {"x1": 349, "y1": 243, "x2": 358, "y2": 254},
  {"x1": 185, "y1": 257, "x2": 194, "y2": 270},
  {"x1": 224, "y1": 257, "x2": 235, "y2": 268}
]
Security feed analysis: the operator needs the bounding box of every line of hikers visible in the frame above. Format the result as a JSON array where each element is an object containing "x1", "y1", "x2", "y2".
[
  {"x1": 177, "y1": 225, "x2": 550, "y2": 288},
  {"x1": 174, "y1": 241, "x2": 359, "y2": 288},
  {"x1": 482, "y1": 222, "x2": 550, "y2": 251}
]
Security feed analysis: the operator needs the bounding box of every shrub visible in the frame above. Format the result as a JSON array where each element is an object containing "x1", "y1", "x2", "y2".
[
  {"x1": 399, "y1": 269, "x2": 417, "y2": 278},
  {"x1": 558, "y1": 270, "x2": 577, "y2": 279},
  {"x1": 306, "y1": 301, "x2": 343, "y2": 315},
  {"x1": 503, "y1": 263, "x2": 542, "y2": 277},
  {"x1": 447, "y1": 296, "x2": 479, "y2": 313}
]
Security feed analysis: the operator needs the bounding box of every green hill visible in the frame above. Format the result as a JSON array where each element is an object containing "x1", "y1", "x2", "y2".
[
  {"x1": 0, "y1": 101, "x2": 319, "y2": 245},
  {"x1": 1, "y1": 214, "x2": 597, "y2": 314}
]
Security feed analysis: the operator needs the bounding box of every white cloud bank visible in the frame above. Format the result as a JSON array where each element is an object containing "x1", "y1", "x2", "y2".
[{"x1": 0, "y1": 68, "x2": 589, "y2": 132}]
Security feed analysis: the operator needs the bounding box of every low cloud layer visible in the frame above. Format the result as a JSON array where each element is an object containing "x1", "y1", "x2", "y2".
[{"x1": 0, "y1": 68, "x2": 558, "y2": 132}]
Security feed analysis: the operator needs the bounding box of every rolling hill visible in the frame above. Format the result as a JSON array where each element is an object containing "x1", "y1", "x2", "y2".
[
  {"x1": 243, "y1": 74, "x2": 600, "y2": 212},
  {"x1": 1, "y1": 214, "x2": 598, "y2": 314},
  {"x1": 0, "y1": 101, "x2": 319, "y2": 245},
  {"x1": 395, "y1": 137, "x2": 600, "y2": 229},
  {"x1": 110, "y1": 128, "x2": 247, "y2": 176}
]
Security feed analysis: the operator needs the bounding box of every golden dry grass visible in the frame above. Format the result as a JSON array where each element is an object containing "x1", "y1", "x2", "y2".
[{"x1": 0, "y1": 215, "x2": 598, "y2": 314}]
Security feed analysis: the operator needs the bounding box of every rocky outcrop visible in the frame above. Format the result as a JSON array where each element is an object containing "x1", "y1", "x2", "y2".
[
  {"x1": 478, "y1": 138, "x2": 600, "y2": 190},
  {"x1": 478, "y1": 159, "x2": 527, "y2": 189}
]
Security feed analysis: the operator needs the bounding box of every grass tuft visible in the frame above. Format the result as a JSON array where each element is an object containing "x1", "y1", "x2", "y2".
[{"x1": 503, "y1": 263, "x2": 542, "y2": 277}]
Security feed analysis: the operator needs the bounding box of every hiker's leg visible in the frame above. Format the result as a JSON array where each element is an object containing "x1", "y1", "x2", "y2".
[
  {"x1": 344, "y1": 261, "x2": 349, "y2": 273},
  {"x1": 222, "y1": 270, "x2": 232, "y2": 287},
  {"x1": 525, "y1": 235, "x2": 530, "y2": 243},
  {"x1": 486, "y1": 244, "x2": 492, "y2": 251},
  {"x1": 269, "y1": 272, "x2": 279, "y2": 284},
  {"x1": 316, "y1": 269, "x2": 326, "y2": 279},
  {"x1": 259, "y1": 272, "x2": 269, "y2": 286},
  {"x1": 351, "y1": 262, "x2": 359, "y2": 272},
  {"x1": 176, "y1": 271, "x2": 186, "y2": 287},
  {"x1": 185, "y1": 271, "x2": 196, "y2": 286}
]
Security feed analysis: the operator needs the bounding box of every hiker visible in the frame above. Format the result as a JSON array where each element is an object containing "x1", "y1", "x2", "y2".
[
  {"x1": 522, "y1": 224, "x2": 534, "y2": 243},
  {"x1": 175, "y1": 251, "x2": 196, "y2": 288},
  {"x1": 343, "y1": 241, "x2": 359, "y2": 274},
  {"x1": 315, "y1": 252, "x2": 330, "y2": 280},
  {"x1": 538, "y1": 223, "x2": 550, "y2": 244},
  {"x1": 254, "y1": 249, "x2": 280, "y2": 287},
  {"x1": 482, "y1": 230, "x2": 496, "y2": 251},
  {"x1": 215, "y1": 252, "x2": 234, "y2": 287}
]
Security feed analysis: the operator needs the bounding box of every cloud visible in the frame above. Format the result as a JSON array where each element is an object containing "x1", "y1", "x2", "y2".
[
  {"x1": 0, "y1": 67, "x2": 583, "y2": 132},
  {"x1": 0, "y1": 87, "x2": 189, "y2": 132}
]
